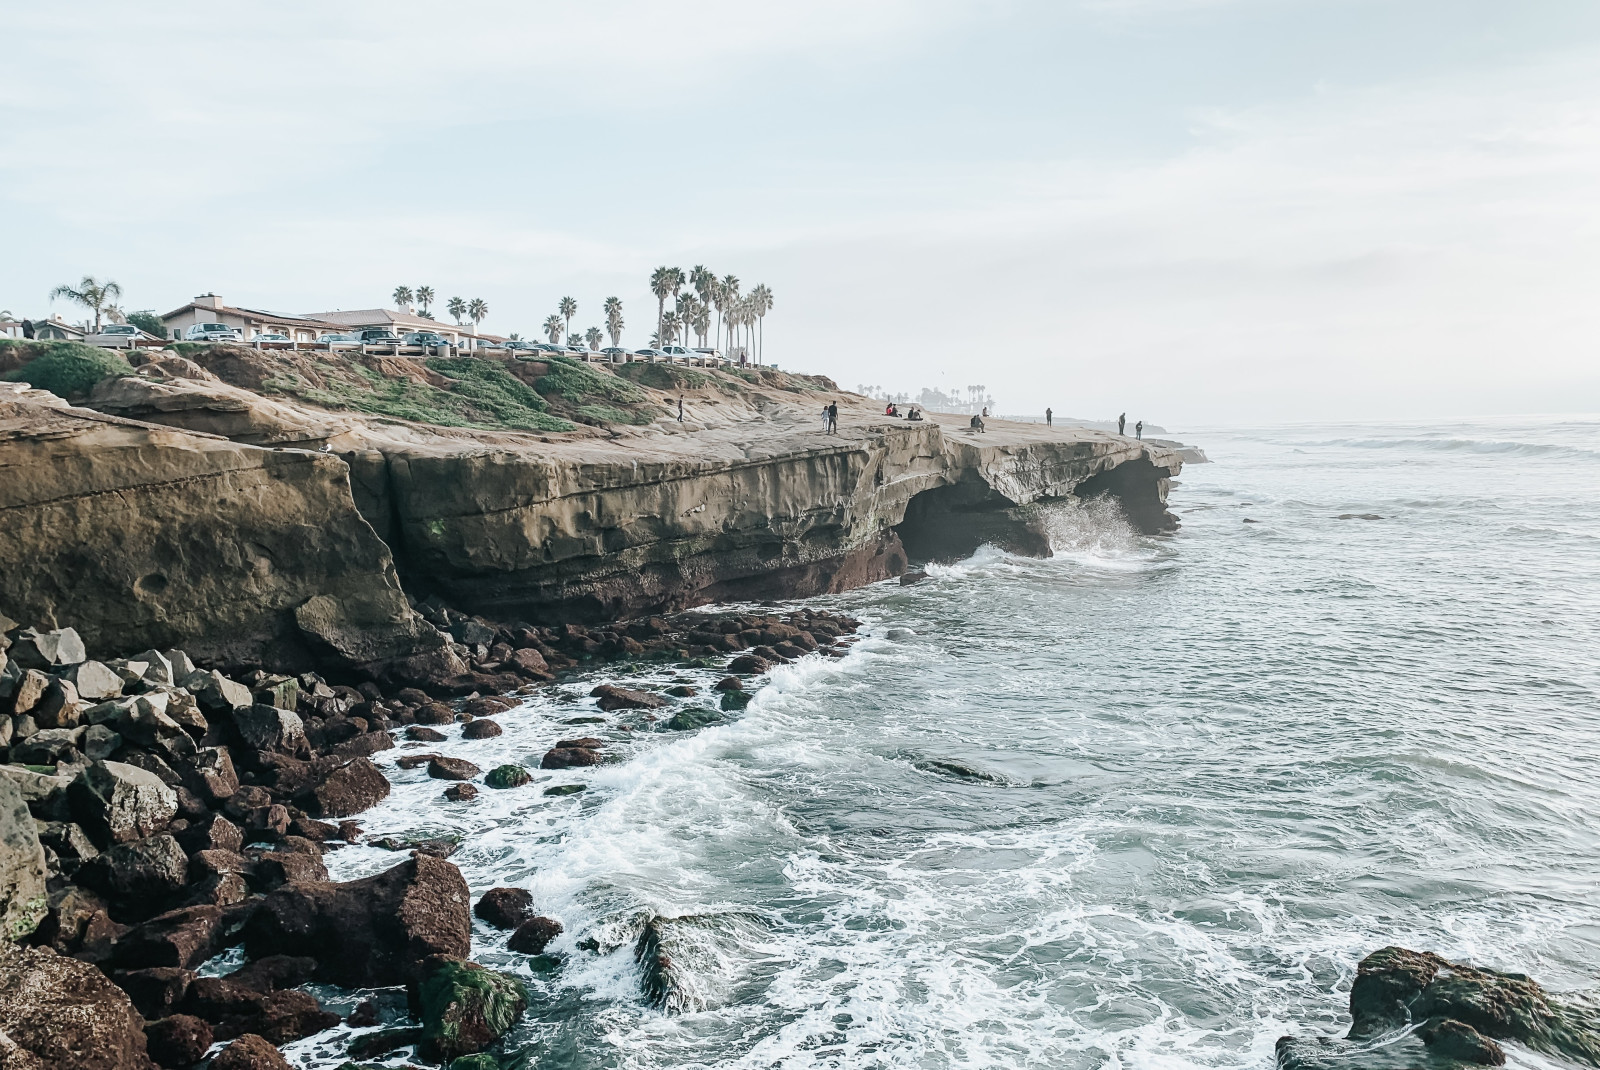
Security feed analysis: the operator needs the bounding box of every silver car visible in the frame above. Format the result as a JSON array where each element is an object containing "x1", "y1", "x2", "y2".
[
  {"x1": 185, "y1": 322, "x2": 242, "y2": 342},
  {"x1": 89, "y1": 324, "x2": 147, "y2": 349}
]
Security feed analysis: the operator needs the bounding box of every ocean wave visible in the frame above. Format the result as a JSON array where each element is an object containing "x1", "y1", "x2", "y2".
[{"x1": 1297, "y1": 437, "x2": 1600, "y2": 460}]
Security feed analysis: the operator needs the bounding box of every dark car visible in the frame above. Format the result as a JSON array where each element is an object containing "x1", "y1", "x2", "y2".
[
  {"x1": 356, "y1": 328, "x2": 401, "y2": 344},
  {"x1": 402, "y1": 331, "x2": 451, "y2": 347}
]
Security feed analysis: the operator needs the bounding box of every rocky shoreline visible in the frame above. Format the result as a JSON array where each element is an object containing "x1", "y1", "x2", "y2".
[{"x1": 0, "y1": 603, "x2": 863, "y2": 1068}]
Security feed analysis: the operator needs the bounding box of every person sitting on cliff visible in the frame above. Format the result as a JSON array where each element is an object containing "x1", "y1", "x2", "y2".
[
  {"x1": 907, "y1": 407, "x2": 924, "y2": 421},
  {"x1": 970, "y1": 413, "x2": 986, "y2": 433}
]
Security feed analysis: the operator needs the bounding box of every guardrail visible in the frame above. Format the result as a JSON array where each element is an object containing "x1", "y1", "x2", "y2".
[{"x1": 100, "y1": 336, "x2": 760, "y2": 369}]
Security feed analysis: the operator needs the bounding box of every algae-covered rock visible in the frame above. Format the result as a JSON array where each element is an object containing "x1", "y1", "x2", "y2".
[
  {"x1": 483, "y1": 765, "x2": 532, "y2": 789},
  {"x1": 665, "y1": 708, "x2": 724, "y2": 731},
  {"x1": 418, "y1": 958, "x2": 528, "y2": 1060},
  {"x1": 719, "y1": 690, "x2": 751, "y2": 712}
]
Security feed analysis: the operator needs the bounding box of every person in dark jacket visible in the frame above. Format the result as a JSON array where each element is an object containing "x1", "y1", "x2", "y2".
[{"x1": 1118, "y1": 412, "x2": 1126, "y2": 435}]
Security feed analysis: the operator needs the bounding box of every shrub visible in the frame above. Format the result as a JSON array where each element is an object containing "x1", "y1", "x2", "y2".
[
  {"x1": 614, "y1": 362, "x2": 711, "y2": 391},
  {"x1": 533, "y1": 355, "x2": 648, "y2": 405},
  {"x1": 125, "y1": 310, "x2": 167, "y2": 339},
  {"x1": 0, "y1": 341, "x2": 132, "y2": 398}
]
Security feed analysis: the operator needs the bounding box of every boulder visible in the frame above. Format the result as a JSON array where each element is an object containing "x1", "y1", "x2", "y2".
[
  {"x1": 473, "y1": 887, "x2": 533, "y2": 930},
  {"x1": 87, "y1": 834, "x2": 190, "y2": 900},
  {"x1": 0, "y1": 939, "x2": 151, "y2": 1070},
  {"x1": 7, "y1": 670, "x2": 48, "y2": 716},
  {"x1": 506, "y1": 915, "x2": 562, "y2": 955},
  {"x1": 0, "y1": 775, "x2": 47, "y2": 940},
  {"x1": 242, "y1": 854, "x2": 471, "y2": 988},
  {"x1": 406, "y1": 726, "x2": 447, "y2": 742},
  {"x1": 540, "y1": 746, "x2": 601, "y2": 770},
  {"x1": 413, "y1": 702, "x2": 456, "y2": 726},
  {"x1": 224, "y1": 955, "x2": 316, "y2": 994},
  {"x1": 665, "y1": 708, "x2": 724, "y2": 731},
  {"x1": 183, "y1": 671, "x2": 251, "y2": 714},
  {"x1": 590, "y1": 684, "x2": 666, "y2": 711},
  {"x1": 144, "y1": 1013, "x2": 211, "y2": 1068},
  {"x1": 207, "y1": 1033, "x2": 292, "y2": 1070},
  {"x1": 182, "y1": 747, "x2": 238, "y2": 806},
  {"x1": 252, "y1": 849, "x2": 329, "y2": 889},
  {"x1": 427, "y1": 757, "x2": 480, "y2": 781},
  {"x1": 460, "y1": 719, "x2": 502, "y2": 740},
  {"x1": 181, "y1": 976, "x2": 338, "y2": 1044},
  {"x1": 11, "y1": 726, "x2": 84, "y2": 766},
  {"x1": 443, "y1": 783, "x2": 478, "y2": 802},
  {"x1": 38, "y1": 820, "x2": 100, "y2": 873},
  {"x1": 110, "y1": 905, "x2": 225, "y2": 970},
  {"x1": 7, "y1": 628, "x2": 86, "y2": 670},
  {"x1": 720, "y1": 689, "x2": 753, "y2": 712},
  {"x1": 131, "y1": 650, "x2": 174, "y2": 687},
  {"x1": 232, "y1": 705, "x2": 308, "y2": 756},
  {"x1": 113, "y1": 966, "x2": 194, "y2": 1020},
  {"x1": 1278, "y1": 947, "x2": 1600, "y2": 1070},
  {"x1": 70, "y1": 760, "x2": 178, "y2": 847},
  {"x1": 416, "y1": 958, "x2": 527, "y2": 1060},
  {"x1": 305, "y1": 757, "x2": 390, "y2": 818},
  {"x1": 175, "y1": 813, "x2": 243, "y2": 855},
  {"x1": 83, "y1": 724, "x2": 121, "y2": 761},
  {"x1": 0, "y1": 765, "x2": 71, "y2": 820},
  {"x1": 63, "y1": 661, "x2": 123, "y2": 702},
  {"x1": 483, "y1": 765, "x2": 531, "y2": 789},
  {"x1": 508, "y1": 647, "x2": 548, "y2": 676}
]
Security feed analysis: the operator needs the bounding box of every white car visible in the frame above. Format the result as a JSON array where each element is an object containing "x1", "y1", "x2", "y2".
[
  {"x1": 254, "y1": 333, "x2": 291, "y2": 343},
  {"x1": 185, "y1": 322, "x2": 242, "y2": 342},
  {"x1": 658, "y1": 346, "x2": 700, "y2": 361},
  {"x1": 318, "y1": 333, "x2": 359, "y2": 347},
  {"x1": 89, "y1": 324, "x2": 150, "y2": 349}
]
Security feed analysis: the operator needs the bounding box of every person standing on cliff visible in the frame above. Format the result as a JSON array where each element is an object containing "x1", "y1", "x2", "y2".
[
  {"x1": 821, "y1": 403, "x2": 831, "y2": 433},
  {"x1": 827, "y1": 401, "x2": 839, "y2": 434},
  {"x1": 1118, "y1": 413, "x2": 1126, "y2": 435},
  {"x1": 1135, "y1": 420, "x2": 1143, "y2": 440},
  {"x1": 1045, "y1": 407, "x2": 1052, "y2": 426},
  {"x1": 677, "y1": 396, "x2": 684, "y2": 422}
]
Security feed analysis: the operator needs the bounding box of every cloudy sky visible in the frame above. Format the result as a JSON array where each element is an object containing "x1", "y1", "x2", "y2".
[{"x1": 6, "y1": 0, "x2": 1600, "y2": 423}]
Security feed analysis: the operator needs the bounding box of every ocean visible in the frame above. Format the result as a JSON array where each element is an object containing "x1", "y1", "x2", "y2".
[{"x1": 290, "y1": 416, "x2": 1600, "y2": 1069}]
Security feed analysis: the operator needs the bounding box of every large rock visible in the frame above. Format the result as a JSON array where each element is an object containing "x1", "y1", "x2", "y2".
[
  {"x1": 0, "y1": 775, "x2": 47, "y2": 940},
  {"x1": 180, "y1": 976, "x2": 338, "y2": 1044},
  {"x1": 0, "y1": 939, "x2": 152, "y2": 1070},
  {"x1": 110, "y1": 905, "x2": 226, "y2": 971},
  {"x1": 1277, "y1": 946, "x2": 1600, "y2": 1070},
  {"x1": 304, "y1": 757, "x2": 389, "y2": 817},
  {"x1": 63, "y1": 661, "x2": 123, "y2": 702},
  {"x1": 7, "y1": 628, "x2": 86, "y2": 670},
  {"x1": 0, "y1": 396, "x2": 441, "y2": 675},
  {"x1": 144, "y1": 1013, "x2": 211, "y2": 1068},
  {"x1": 69, "y1": 761, "x2": 178, "y2": 848},
  {"x1": 182, "y1": 747, "x2": 238, "y2": 805},
  {"x1": 207, "y1": 1033, "x2": 291, "y2": 1070},
  {"x1": 473, "y1": 887, "x2": 533, "y2": 930},
  {"x1": 87, "y1": 834, "x2": 189, "y2": 900},
  {"x1": 231, "y1": 705, "x2": 308, "y2": 756},
  {"x1": 589, "y1": 683, "x2": 666, "y2": 711},
  {"x1": 417, "y1": 958, "x2": 527, "y2": 1060},
  {"x1": 241, "y1": 854, "x2": 471, "y2": 988}
]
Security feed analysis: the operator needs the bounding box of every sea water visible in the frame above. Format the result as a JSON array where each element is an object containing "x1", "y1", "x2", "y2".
[{"x1": 289, "y1": 416, "x2": 1600, "y2": 1069}]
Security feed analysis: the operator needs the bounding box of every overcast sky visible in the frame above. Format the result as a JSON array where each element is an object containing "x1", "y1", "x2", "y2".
[{"x1": 6, "y1": 0, "x2": 1600, "y2": 424}]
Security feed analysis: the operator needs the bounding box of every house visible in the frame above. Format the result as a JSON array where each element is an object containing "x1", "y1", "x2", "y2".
[
  {"x1": 302, "y1": 306, "x2": 481, "y2": 347},
  {"x1": 32, "y1": 315, "x2": 88, "y2": 342},
  {"x1": 159, "y1": 294, "x2": 346, "y2": 343}
]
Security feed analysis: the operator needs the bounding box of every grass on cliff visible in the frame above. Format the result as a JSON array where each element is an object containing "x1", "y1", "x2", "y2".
[
  {"x1": 534, "y1": 356, "x2": 659, "y2": 425},
  {"x1": 263, "y1": 354, "x2": 573, "y2": 432},
  {"x1": 0, "y1": 340, "x2": 132, "y2": 399},
  {"x1": 613, "y1": 361, "x2": 713, "y2": 391}
]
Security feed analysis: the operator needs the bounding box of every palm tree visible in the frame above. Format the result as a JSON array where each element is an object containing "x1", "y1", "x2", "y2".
[
  {"x1": 649, "y1": 266, "x2": 684, "y2": 346},
  {"x1": 447, "y1": 296, "x2": 467, "y2": 324},
  {"x1": 750, "y1": 283, "x2": 773, "y2": 364},
  {"x1": 717, "y1": 274, "x2": 740, "y2": 353},
  {"x1": 675, "y1": 294, "x2": 702, "y2": 347},
  {"x1": 585, "y1": 326, "x2": 603, "y2": 350},
  {"x1": 543, "y1": 314, "x2": 564, "y2": 344},
  {"x1": 415, "y1": 286, "x2": 435, "y2": 316},
  {"x1": 392, "y1": 285, "x2": 413, "y2": 310},
  {"x1": 690, "y1": 302, "x2": 711, "y2": 347},
  {"x1": 468, "y1": 298, "x2": 488, "y2": 331},
  {"x1": 660, "y1": 311, "x2": 682, "y2": 346},
  {"x1": 558, "y1": 296, "x2": 577, "y2": 341},
  {"x1": 48, "y1": 276, "x2": 122, "y2": 332},
  {"x1": 690, "y1": 265, "x2": 715, "y2": 337},
  {"x1": 603, "y1": 296, "x2": 624, "y2": 347}
]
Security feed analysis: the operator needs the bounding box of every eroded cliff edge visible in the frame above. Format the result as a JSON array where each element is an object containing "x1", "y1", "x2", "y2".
[{"x1": 0, "y1": 349, "x2": 1181, "y2": 671}]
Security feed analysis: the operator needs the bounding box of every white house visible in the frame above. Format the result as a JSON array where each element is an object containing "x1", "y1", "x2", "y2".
[{"x1": 159, "y1": 294, "x2": 346, "y2": 343}]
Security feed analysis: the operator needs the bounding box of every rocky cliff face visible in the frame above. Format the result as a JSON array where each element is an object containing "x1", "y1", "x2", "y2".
[
  {"x1": 0, "y1": 391, "x2": 445, "y2": 677},
  {"x1": 369, "y1": 417, "x2": 1181, "y2": 623}
]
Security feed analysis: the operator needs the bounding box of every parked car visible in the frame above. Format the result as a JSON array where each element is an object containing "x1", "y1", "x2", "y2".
[
  {"x1": 659, "y1": 345, "x2": 696, "y2": 361},
  {"x1": 600, "y1": 347, "x2": 630, "y2": 361},
  {"x1": 185, "y1": 322, "x2": 242, "y2": 342},
  {"x1": 89, "y1": 323, "x2": 149, "y2": 348},
  {"x1": 318, "y1": 333, "x2": 359, "y2": 346},
  {"x1": 402, "y1": 331, "x2": 451, "y2": 347},
  {"x1": 532, "y1": 343, "x2": 566, "y2": 355},
  {"x1": 693, "y1": 347, "x2": 723, "y2": 361},
  {"x1": 633, "y1": 348, "x2": 668, "y2": 360},
  {"x1": 254, "y1": 333, "x2": 291, "y2": 343},
  {"x1": 355, "y1": 328, "x2": 401, "y2": 344},
  {"x1": 503, "y1": 339, "x2": 539, "y2": 351}
]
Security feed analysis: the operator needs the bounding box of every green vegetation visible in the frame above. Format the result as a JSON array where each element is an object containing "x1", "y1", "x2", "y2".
[
  {"x1": 125, "y1": 310, "x2": 167, "y2": 338},
  {"x1": 572, "y1": 403, "x2": 655, "y2": 427},
  {"x1": 257, "y1": 352, "x2": 572, "y2": 432},
  {"x1": 534, "y1": 355, "x2": 649, "y2": 405},
  {"x1": 614, "y1": 362, "x2": 712, "y2": 391},
  {"x1": 0, "y1": 340, "x2": 132, "y2": 398},
  {"x1": 47, "y1": 275, "x2": 121, "y2": 332}
]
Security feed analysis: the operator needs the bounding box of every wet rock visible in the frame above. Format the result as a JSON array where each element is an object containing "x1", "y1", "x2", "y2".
[
  {"x1": 427, "y1": 757, "x2": 481, "y2": 781},
  {"x1": 1278, "y1": 946, "x2": 1600, "y2": 1070},
  {"x1": 145, "y1": 1013, "x2": 212, "y2": 1068},
  {"x1": 417, "y1": 958, "x2": 528, "y2": 1060},
  {"x1": 543, "y1": 783, "x2": 585, "y2": 796},
  {"x1": 85, "y1": 833, "x2": 189, "y2": 900},
  {"x1": 242, "y1": 854, "x2": 472, "y2": 988},
  {"x1": 414, "y1": 702, "x2": 456, "y2": 726},
  {"x1": 69, "y1": 759, "x2": 178, "y2": 847},
  {"x1": 7, "y1": 627, "x2": 86, "y2": 670},
  {"x1": 508, "y1": 647, "x2": 549, "y2": 677},
  {"x1": 540, "y1": 747, "x2": 600, "y2": 769},
  {"x1": 719, "y1": 689, "x2": 752, "y2": 712},
  {"x1": 473, "y1": 887, "x2": 533, "y2": 930},
  {"x1": 460, "y1": 719, "x2": 501, "y2": 739},
  {"x1": 180, "y1": 746, "x2": 238, "y2": 807},
  {"x1": 183, "y1": 976, "x2": 339, "y2": 1043},
  {"x1": 252, "y1": 849, "x2": 329, "y2": 890},
  {"x1": 175, "y1": 813, "x2": 243, "y2": 855},
  {"x1": 461, "y1": 696, "x2": 512, "y2": 717},
  {"x1": 664, "y1": 684, "x2": 698, "y2": 697},
  {"x1": 0, "y1": 938, "x2": 152, "y2": 1069},
  {"x1": 110, "y1": 905, "x2": 226, "y2": 970},
  {"x1": 406, "y1": 725, "x2": 447, "y2": 742},
  {"x1": 444, "y1": 782, "x2": 478, "y2": 802},
  {"x1": 347, "y1": 1025, "x2": 422, "y2": 1059},
  {"x1": 113, "y1": 965, "x2": 194, "y2": 1020},
  {"x1": 225, "y1": 954, "x2": 317, "y2": 994},
  {"x1": 483, "y1": 765, "x2": 531, "y2": 789},
  {"x1": 306, "y1": 757, "x2": 390, "y2": 818},
  {"x1": 506, "y1": 915, "x2": 563, "y2": 954},
  {"x1": 726, "y1": 654, "x2": 770, "y2": 675},
  {"x1": 233, "y1": 705, "x2": 309, "y2": 756},
  {"x1": 665, "y1": 708, "x2": 724, "y2": 731},
  {"x1": 208, "y1": 1033, "x2": 293, "y2": 1070},
  {"x1": 590, "y1": 684, "x2": 666, "y2": 711},
  {"x1": 0, "y1": 774, "x2": 48, "y2": 940}
]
